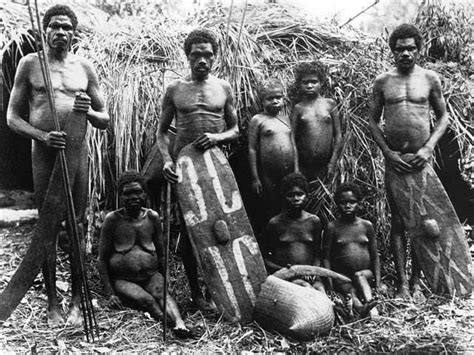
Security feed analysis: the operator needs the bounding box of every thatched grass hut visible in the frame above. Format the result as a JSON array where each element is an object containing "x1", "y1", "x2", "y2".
[{"x1": 1, "y1": 2, "x2": 472, "y2": 254}]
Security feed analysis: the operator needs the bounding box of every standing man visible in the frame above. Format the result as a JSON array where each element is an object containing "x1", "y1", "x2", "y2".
[
  {"x1": 7, "y1": 5, "x2": 109, "y2": 324},
  {"x1": 157, "y1": 29, "x2": 239, "y2": 309},
  {"x1": 368, "y1": 24, "x2": 448, "y2": 300}
]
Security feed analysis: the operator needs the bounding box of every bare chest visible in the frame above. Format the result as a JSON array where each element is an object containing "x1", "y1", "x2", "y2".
[
  {"x1": 30, "y1": 60, "x2": 88, "y2": 96},
  {"x1": 298, "y1": 102, "x2": 333, "y2": 129},
  {"x1": 275, "y1": 220, "x2": 314, "y2": 244},
  {"x1": 173, "y1": 83, "x2": 227, "y2": 114},
  {"x1": 260, "y1": 117, "x2": 291, "y2": 138},
  {"x1": 333, "y1": 225, "x2": 369, "y2": 246},
  {"x1": 113, "y1": 218, "x2": 155, "y2": 250},
  {"x1": 383, "y1": 76, "x2": 431, "y2": 105}
]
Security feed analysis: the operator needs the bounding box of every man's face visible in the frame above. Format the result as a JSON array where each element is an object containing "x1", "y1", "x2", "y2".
[
  {"x1": 300, "y1": 74, "x2": 321, "y2": 98},
  {"x1": 46, "y1": 15, "x2": 74, "y2": 51},
  {"x1": 284, "y1": 186, "x2": 306, "y2": 211},
  {"x1": 393, "y1": 38, "x2": 419, "y2": 72},
  {"x1": 337, "y1": 191, "x2": 359, "y2": 217},
  {"x1": 120, "y1": 182, "x2": 146, "y2": 214},
  {"x1": 262, "y1": 88, "x2": 284, "y2": 115},
  {"x1": 188, "y1": 43, "x2": 215, "y2": 80}
]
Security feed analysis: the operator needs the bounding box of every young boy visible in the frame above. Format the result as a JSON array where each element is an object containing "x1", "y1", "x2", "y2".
[
  {"x1": 248, "y1": 79, "x2": 298, "y2": 224},
  {"x1": 290, "y1": 61, "x2": 342, "y2": 182},
  {"x1": 98, "y1": 171, "x2": 191, "y2": 338},
  {"x1": 323, "y1": 183, "x2": 383, "y2": 315},
  {"x1": 263, "y1": 173, "x2": 325, "y2": 292}
]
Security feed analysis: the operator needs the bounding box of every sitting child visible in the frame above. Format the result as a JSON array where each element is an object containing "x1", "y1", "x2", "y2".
[
  {"x1": 98, "y1": 171, "x2": 191, "y2": 337},
  {"x1": 323, "y1": 183, "x2": 383, "y2": 316},
  {"x1": 263, "y1": 173, "x2": 325, "y2": 292}
]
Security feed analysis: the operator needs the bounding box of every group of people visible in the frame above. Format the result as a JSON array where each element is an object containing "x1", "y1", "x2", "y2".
[
  {"x1": 6, "y1": 4, "x2": 450, "y2": 338},
  {"x1": 248, "y1": 63, "x2": 379, "y2": 315},
  {"x1": 247, "y1": 22, "x2": 447, "y2": 310}
]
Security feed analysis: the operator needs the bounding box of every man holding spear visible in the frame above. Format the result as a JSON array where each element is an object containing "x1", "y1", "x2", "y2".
[{"x1": 4, "y1": 5, "x2": 109, "y2": 326}]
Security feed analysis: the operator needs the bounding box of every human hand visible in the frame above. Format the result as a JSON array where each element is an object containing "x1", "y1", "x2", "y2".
[
  {"x1": 43, "y1": 130, "x2": 67, "y2": 149},
  {"x1": 385, "y1": 150, "x2": 412, "y2": 173},
  {"x1": 252, "y1": 179, "x2": 262, "y2": 195},
  {"x1": 194, "y1": 133, "x2": 218, "y2": 150},
  {"x1": 107, "y1": 295, "x2": 124, "y2": 309},
  {"x1": 163, "y1": 161, "x2": 178, "y2": 184},
  {"x1": 73, "y1": 92, "x2": 91, "y2": 114},
  {"x1": 406, "y1": 146, "x2": 433, "y2": 170}
]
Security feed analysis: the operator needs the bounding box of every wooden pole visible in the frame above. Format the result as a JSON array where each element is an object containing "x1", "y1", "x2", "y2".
[{"x1": 162, "y1": 182, "x2": 171, "y2": 342}]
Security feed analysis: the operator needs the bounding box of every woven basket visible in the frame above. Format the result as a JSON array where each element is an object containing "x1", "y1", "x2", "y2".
[{"x1": 254, "y1": 275, "x2": 334, "y2": 340}]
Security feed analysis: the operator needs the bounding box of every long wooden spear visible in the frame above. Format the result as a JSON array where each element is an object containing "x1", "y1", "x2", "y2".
[
  {"x1": 160, "y1": 65, "x2": 171, "y2": 343},
  {"x1": 162, "y1": 182, "x2": 171, "y2": 342},
  {"x1": 26, "y1": 0, "x2": 98, "y2": 341}
]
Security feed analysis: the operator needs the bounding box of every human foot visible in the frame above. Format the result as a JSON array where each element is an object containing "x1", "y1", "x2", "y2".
[
  {"x1": 47, "y1": 306, "x2": 65, "y2": 327},
  {"x1": 173, "y1": 323, "x2": 193, "y2": 339},
  {"x1": 394, "y1": 285, "x2": 411, "y2": 300},
  {"x1": 411, "y1": 286, "x2": 426, "y2": 303},
  {"x1": 356, "y1": 300, "x2": 378, "y2": 318},
  {"x1": 369, "y1": 306, "x2": 379, "y2": 318},
  {"x1": 192, "y1": 295, "x2": 215, "y2": 311},
  {"x1": 66, "y1": 304, "x2": 82, "y2": 326}
]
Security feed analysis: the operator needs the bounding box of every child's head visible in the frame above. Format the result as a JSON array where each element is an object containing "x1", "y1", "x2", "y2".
[
  {"x1": 334, "y1": 183, "x2": 362, "y2": 216},
  {"x1": 280, "y1": 173, "x2": 309, "y2": 210},
  {"x1": 258, "y1": 79, "x2": 284, "y2": 115},
  {"x1": 291, "y1": 61, "x2": 327, "y2": 101}
]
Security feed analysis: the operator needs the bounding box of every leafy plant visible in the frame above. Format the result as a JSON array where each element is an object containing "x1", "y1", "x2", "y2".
[{"x1": 415, "y1": 0, "x2": 473, "y2": 65}]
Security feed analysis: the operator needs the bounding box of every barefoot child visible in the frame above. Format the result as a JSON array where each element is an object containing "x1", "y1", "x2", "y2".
[
  {"x1": 98, "y1": 171, "x2": 191, "y2": 338},
  {"x1": 291, "y1": 61, "x2": 342, "y2": 181},
  {"x1": 323, "y1": 183, "x2": 383, "y2": 315},
  {"x1": 263, "y1": 173, "x2": 325, "y2": 292},
  {"x1": 248, "y1": 80, "x2": 298, "y2": 224}
]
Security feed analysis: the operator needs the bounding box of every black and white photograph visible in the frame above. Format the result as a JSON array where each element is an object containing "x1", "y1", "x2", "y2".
[{"x1": 0, "y1": 0, "x2": 472, "y2": 352}]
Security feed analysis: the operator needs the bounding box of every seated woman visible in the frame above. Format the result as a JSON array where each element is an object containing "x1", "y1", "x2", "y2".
[{"x1": 98, "y1": 171, "x2": 191, "y2": 337}]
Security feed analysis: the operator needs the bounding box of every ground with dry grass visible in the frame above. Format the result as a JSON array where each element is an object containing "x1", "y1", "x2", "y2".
[{"x1": 0, "y1": 223, "x2": 472, "y2": 353}]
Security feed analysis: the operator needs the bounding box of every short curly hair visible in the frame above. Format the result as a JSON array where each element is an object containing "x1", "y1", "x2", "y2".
[
  {"x1": 184, "y1": 29, "x2": 218, "y2": 56},
  {"x1": 334, "y1": 183, "x2": 362, "y2": 203},
  {"x1": 258, "y1": 79, "x2": 284, "y2": 101},
  {"x1": 289, "y1": 61, "x2": 327, "y2": 103},
  {"x1": 294, "y1": 61, "x2": 326, "y2": 85},
  {"x1": 117, "y1": 171, "x2": 147, "y2": 195},
  {"x1": 388, "y1": 24, "x2": 423, "y2": 51},
  {"x1": 280, "y1": 173, "x2": 309, "y2": 196},
  {"x1": 43, "y1": 5, "x2": 78, "y2": 31}
]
